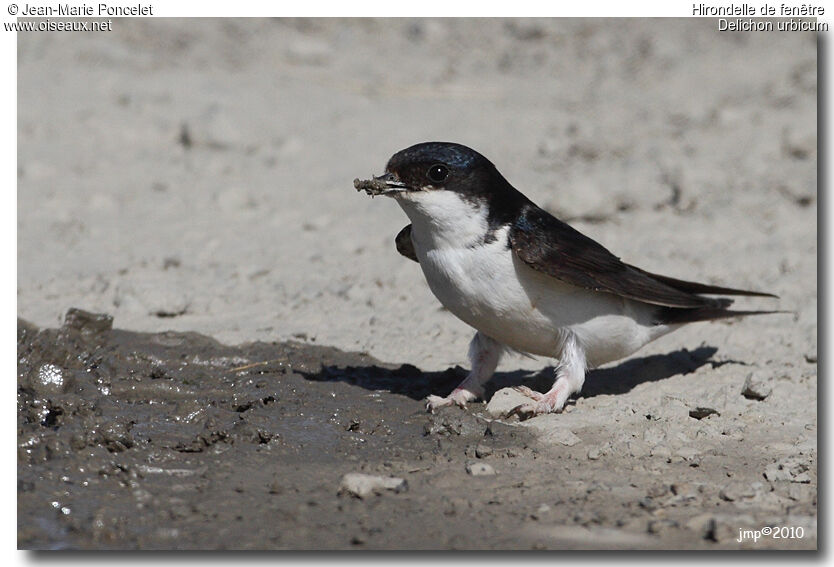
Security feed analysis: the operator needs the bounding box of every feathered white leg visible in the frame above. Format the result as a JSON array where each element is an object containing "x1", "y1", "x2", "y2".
[
  {"x1": 511, "y1": 332, "x2": 587, "y2": 417},
  {"x1": 426, "y1": 332, "x2": 504, "y2": 412}
]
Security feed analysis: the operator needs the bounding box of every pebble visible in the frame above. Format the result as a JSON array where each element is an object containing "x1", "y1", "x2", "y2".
[
  {"x1": 338, "y1": 473, "x2": 407, "y2": 499},
  {"x1": 466, "y1": 462, "x2": 496, "y2": 476},
  {"x1": 689, "y1": 407, "x2": 720, "y2": 420},
  {"x1": 742, "y1": 371, "x2": 773, "y2": 401},
  {"x1": 475, "y1": 444, "x2": 493, "y2": 458},
  {"x1": 484, "y1": 388, "x2": 530, "y2": 417}
]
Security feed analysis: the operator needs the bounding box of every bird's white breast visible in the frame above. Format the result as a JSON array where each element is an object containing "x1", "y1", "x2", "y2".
[{"x1": 394, "y1": 190, "x2": 671, "y2": 366}]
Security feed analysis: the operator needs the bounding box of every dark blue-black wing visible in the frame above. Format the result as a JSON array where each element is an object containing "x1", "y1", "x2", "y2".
[
  {"x1": 508, "y1": 206, "x2": 775, "y2": 309},
  {"x1": 395, "y1": 224, "x2": 418, "y2": 263}
]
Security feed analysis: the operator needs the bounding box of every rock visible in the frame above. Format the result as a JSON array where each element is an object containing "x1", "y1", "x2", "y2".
[
  {"x1": 587, "y1": 447, "x2": 601, "y2": 460},
  {"x1": 485, "y1": 387, "x2": 531, "y2": 417},
  {"x1": 475, "y1": 444, "x2": 493, "y2": 458},
  {"x1": 689, "y1": 407, "x2": 720, "y2": 420},
  {"x1": 338, "y1": 473, "x2": 407, "y2": 499},
  {"x1": 466, "y1": 462, "x2": 496, "y2": 476},
  {"x1": 742, "y1": 372, "x2": 773, "y2": 401}
]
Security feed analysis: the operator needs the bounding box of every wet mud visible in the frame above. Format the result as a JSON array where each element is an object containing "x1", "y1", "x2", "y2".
[{"x1": 18, "y1": 310, "x2": 816, "y2": 550}]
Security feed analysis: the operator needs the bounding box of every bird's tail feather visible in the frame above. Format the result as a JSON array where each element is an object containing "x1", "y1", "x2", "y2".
[
  {"x1": 658, "y1": 307, "x2": 789, "y2": 325},
  {"x1": 629, "y1": 264, "x2": 778, "y2": 299}
]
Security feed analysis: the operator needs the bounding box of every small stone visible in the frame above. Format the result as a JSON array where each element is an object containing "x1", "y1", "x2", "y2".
[
  {"x1": 338, "y1": 473, "x2": 407, "y2": 499},
  {"x1": 466, "y1": 462, "x2": 496, "y2": 476},
  {"x1": 475, "y1": 444, "x2": 493, "y2": 458},
  {"x1": 587, "y1": 447, "x2": 601, "y2": 460},
  {"x1": 689, "y1": 407, "x2": 720, "y2": 420},
  {"x1": 485, "y1": 387, "x2": 531, "y2": 417},
  {"x1": 742, "y1": 372, "x2": 773, "y2": 401}
]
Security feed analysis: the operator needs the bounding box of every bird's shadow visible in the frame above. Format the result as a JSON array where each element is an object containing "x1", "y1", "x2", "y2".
[{"x1": 301, "y1": 346, "x2": 728, "y2": 402}]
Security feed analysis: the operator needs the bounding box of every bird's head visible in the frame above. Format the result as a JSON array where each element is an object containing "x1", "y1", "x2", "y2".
[
  {"x1": 356, "y1": 142, "x2": 505, "y2": 201},
  {"x1": 355, "y1": 142, "x2": 531, "y2": 240}
]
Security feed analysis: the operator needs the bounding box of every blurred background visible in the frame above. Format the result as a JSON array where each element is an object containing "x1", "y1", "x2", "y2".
[{"x1": 17, "y1": 18, "x2": 816, "y2": 370}]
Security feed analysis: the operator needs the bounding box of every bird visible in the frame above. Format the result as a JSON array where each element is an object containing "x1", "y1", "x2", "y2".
[{"x1": 354, "y1": 142, "x2": 778, "y2": 417}]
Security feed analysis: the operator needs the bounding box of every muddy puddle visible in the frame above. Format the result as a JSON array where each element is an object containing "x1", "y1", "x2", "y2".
[{"x1": 18, "y1": 309, "x2": 815, "y2": 550}]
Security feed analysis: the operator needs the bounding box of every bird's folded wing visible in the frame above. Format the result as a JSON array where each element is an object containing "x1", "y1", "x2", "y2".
[
  {"x1": 395, "y1": 224, "x2": 419, "y2": 263},
  {"x1": 508, "y1": 207, "x2": 728, "y2": 309}
]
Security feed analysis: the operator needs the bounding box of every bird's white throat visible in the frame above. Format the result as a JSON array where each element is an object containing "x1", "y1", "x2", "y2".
[{"x1": 392, "y1": 190, "x2": 489, "y2": 250}]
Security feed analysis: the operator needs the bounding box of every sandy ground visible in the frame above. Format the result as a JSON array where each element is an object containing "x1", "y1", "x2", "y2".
[{"x1": 18, "y1": 19, "x2": 816, "y2": 550}]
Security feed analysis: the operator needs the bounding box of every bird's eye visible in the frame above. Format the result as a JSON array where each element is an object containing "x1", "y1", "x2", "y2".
[{"x1": 426, "y1": 164, "x2": 449, "y2": 184}]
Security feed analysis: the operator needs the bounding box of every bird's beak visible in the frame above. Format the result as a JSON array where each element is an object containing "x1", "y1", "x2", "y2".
[{"x1": 354, "y1": 172, "x2": 408, "y2": 196}]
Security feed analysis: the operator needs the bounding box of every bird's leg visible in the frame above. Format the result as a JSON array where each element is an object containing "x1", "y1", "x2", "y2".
[
  {"x1": 511, "y1": 333, "x2": 587, "y2": 417},
  {"x1": 426, "y1": 332, "x2": 504, "y2": 412}
]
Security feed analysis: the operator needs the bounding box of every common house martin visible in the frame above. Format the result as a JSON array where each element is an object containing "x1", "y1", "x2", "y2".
[{"x1": 355, "y1": 142, "x2": 777, "y2": 417}]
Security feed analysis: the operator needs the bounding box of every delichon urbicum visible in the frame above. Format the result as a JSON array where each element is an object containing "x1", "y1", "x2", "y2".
[{"x1": 355, "y1": 142, "x2": 778, "y2": 417}]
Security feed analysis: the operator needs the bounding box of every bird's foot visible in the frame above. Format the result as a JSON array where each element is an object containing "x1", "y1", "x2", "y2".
[
  {"x1": 508, "y1": 384, "x2": 569, "y2": 419},
  {"x1": 425, "y1": 387, "x2": 478, "y2": 413}
]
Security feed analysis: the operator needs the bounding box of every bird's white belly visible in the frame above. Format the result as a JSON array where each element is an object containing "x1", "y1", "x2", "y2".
[
  {"x1": 395, "y1": 193, "x2": 670, "y2": 366},
  {"x1": 416, "y1": 234, "x2": 667, "y2": 366}
]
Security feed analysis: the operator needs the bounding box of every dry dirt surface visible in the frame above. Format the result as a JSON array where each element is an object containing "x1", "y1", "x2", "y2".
[{"x1": 18, "y1": 19, "x2": 816, "y2": 550}]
